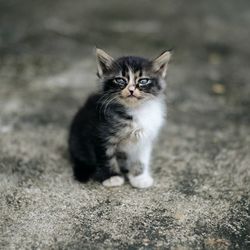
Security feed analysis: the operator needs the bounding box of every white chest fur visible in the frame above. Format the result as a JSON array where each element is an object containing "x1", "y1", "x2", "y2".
[{"x1": 129, "y1": 97, "x2": 166, "y2": 142}]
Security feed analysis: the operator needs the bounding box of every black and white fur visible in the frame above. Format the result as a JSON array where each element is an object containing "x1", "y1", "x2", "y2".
[{"x1": 69, "y1": 49, "x2": 171, "y2": 188}]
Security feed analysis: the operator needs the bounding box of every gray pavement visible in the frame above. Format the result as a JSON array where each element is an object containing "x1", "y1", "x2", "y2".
[{"x1": 0, "y1": 0, "x2": 250, "y2": 249}]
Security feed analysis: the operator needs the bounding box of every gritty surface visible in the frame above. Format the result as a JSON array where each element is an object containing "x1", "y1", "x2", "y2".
[{"x1": 0, "y1": 0, "x2": 250, "y2": 249}]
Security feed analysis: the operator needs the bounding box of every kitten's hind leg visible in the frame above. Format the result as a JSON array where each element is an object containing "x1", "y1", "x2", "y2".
[{"x1": 71, "y1": 155, "x2": 95, "y2": 182}]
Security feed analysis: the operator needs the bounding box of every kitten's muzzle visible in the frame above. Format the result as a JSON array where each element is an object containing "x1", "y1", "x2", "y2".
[
  {"x1": 127, "y1": 85, "x2": 138, "y2": 97},
  {"x1": 128, "y1": 90, "x2": 138, "y2": 98},
  {"x1": 121, "y1": 85, "x2": 142, "y2": 100}
]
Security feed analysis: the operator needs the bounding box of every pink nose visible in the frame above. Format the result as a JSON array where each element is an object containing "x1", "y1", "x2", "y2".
[{"x1": 128, "y1": 85, "x2": 136, "y2": 92}]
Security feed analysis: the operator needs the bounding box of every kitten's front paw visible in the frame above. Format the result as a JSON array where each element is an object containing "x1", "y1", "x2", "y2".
[
  {"x1": 102, "y1": 176, "x2": 125, "y2": 187},
  {"x1": 128, "y1": 174, "x2": 153, "y2": 189},
  {"x1": 133, "y1": 129, "x2": 144, "y2": 140}
]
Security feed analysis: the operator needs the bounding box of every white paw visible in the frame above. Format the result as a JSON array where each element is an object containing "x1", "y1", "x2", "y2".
[
  {"x1": 102, "y1": 176, "x2": 125, "y2": 187},
  {"x1": 128, "y1": 174, "x2": 153, "y2": 189}
]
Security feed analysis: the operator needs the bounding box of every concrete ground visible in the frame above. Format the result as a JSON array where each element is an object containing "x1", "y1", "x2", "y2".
[{"x1": 0, "y1": 0, "x2": 250, "y2": 249}]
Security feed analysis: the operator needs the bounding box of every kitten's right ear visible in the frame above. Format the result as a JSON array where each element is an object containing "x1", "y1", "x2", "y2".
[
  {"x1": 152, "y1": 50, "x2": 172, "y2": 78},
  {"x1": 96, "y1": 48, "x2": 114, "y2": 78}
]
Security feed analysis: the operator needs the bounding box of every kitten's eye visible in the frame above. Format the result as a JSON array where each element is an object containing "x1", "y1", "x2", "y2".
[
  {"x1": 138, "y1": 78, "x2": 151, "y2": 86},
  {"x1": 114, "y1": 77, "x2": 127, "y2": 85}
]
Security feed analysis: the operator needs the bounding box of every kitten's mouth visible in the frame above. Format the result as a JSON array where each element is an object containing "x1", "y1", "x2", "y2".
[
  {"x1": 127, "y1": 94, "x2": 143, "y2": 100},
  {"x1": 119, "y1": 94, "x2": 144, "y2": 106},
  {"x1": 120, "y1": 94, "x2": 139, "y2": 100},
  {"x1": 118, "y1": 94, "x2": 145, "y2": 107},
  {"x1": 127, "y1": 95, "x2": 137, "y2": 98}
]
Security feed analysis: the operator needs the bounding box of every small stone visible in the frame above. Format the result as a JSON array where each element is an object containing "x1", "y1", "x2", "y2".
[
  {"x1": 174, "y1": 211, "x2": 186, "y2": 221},
  {"x1": 143, "y1": 238, "x2": 150, "y2": 245},
  {"x1": 212, "y1": 83, "x2": 225, "y2": 94}
]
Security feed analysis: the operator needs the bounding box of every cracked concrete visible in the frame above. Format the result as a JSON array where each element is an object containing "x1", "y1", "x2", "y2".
[{"x1": 0, "y1": 0, "x2": 250, "y2": 249}]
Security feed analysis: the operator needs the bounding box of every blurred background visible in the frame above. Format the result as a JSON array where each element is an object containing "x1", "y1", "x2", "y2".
[
  {"x1": 1, "y1": 0, "x2": 250, "y2": 128},
  {"x1": 0, "y1": 0, "x2": 250, "y2": 249}
]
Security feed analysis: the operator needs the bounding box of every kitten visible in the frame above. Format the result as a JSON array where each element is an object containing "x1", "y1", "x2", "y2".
[{"x1": 69, "y1": 48, "x2": 171, "y2": 188}]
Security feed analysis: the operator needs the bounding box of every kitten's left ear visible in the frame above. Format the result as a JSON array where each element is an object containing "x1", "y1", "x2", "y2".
[
  {"x1": 152, "y1": 50, "x2": 172, "y2": 78},
  {"x1": 96, "y1": 48, "x2": 114, "y2": 78}
]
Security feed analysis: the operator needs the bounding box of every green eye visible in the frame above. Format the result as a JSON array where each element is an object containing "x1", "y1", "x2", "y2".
[
  {"x1": 114, "y1": 77, "x2": 127, "y2": 85},
  {"x1": 138, "y1": 78, "x2": 151, "y2": 86}
]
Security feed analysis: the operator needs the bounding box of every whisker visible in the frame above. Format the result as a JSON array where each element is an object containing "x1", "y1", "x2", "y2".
[
  {"x1": 103, "y1": 95, "x2": 119, "y2": 118},
  {"x1": 97, "y1": 91, "x2": 120, "y2": 119},
  {"x1": 97, "y1": 91, "x2": 116, "y2": 118}
]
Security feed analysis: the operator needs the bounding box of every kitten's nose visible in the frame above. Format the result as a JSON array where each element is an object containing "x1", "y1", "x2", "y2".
[
  {"x1": 129, "y1": 89, "x2": 134, "y2": 95},
  {"x1": 128, "y1": 85, "x2": 136, "y2": 95}
]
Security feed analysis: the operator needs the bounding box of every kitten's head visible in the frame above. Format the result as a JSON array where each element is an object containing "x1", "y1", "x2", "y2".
[{"x1": 96, "y1": 48, "x2": 171, "y2": 107}]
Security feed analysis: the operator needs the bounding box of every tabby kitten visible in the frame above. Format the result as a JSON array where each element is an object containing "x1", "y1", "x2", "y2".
[{"x1": 69, "y1": 48, "x2": 171, "y2": 188}]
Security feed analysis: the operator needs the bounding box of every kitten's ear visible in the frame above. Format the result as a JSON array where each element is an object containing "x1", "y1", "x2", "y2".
[
  {"x1": 96, "y1": 48, "x2": 114, "y2": 78},
  {"x1": 152, "y1": 50, "x2": 172, "y2": 77}
]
